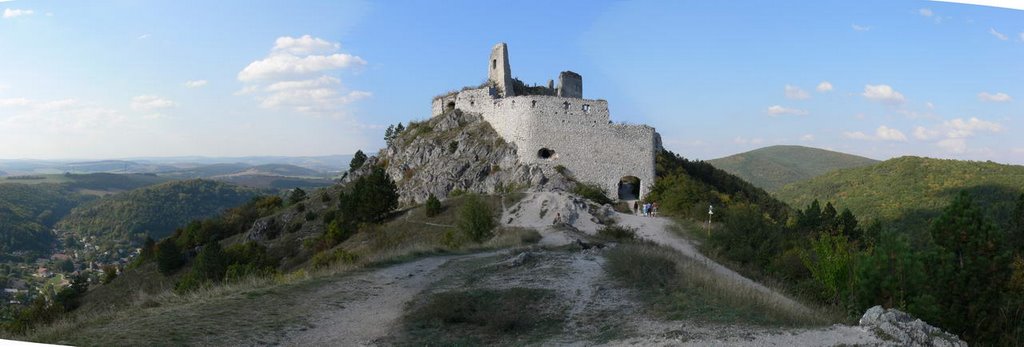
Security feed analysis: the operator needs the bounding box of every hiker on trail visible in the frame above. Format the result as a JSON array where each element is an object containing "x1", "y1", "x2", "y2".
[
  {"x1": 553, "y1": 212, "x2": 562, "y2": 225},
  {"x1": 652, "y1": 202, "x2": 659, "y2": 217},
  {"x1": 633, "y1": 201, "x2": 639, "y2": 215},
  {"x1": 643, "y1": 202, "x2": 651, "y2": 217}
]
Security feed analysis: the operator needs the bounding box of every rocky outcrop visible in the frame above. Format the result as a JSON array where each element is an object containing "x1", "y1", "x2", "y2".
[
  {"x1": 347, "y1": 110, "x2": 564, "y2": 205},
  {"x1": 859, "y1": 305, "x2": 967, "y2": 347}
]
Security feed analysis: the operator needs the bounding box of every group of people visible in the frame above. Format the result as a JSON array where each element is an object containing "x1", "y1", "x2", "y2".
[{"x1": 632, "y1": 201, "x2": 658, "y2": 217}]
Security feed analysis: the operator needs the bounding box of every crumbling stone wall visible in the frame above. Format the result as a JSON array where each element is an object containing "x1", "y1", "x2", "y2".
[{"x1": 435, "y1": 88, "x2": 658, "y2": 199}]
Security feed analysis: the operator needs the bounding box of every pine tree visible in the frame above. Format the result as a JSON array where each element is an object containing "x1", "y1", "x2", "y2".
[{"x1": 349, "y1": 150, "x2": 367, "y2": 172}]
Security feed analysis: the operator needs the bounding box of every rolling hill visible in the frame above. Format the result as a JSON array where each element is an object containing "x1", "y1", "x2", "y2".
[
  {"x1": 708, "y1": 145, "x2": 878, "y2": 192},
  {"x1": 56, "y1": 179, "x2": 262, "y2": 247},
  {"x1": 775, "y1": 156, "x2": 1024, "y2": 230}
]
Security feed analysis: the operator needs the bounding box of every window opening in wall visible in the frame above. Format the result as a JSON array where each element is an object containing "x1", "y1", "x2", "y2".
[
  {"x1": 537, "y1": 148, "x2": 555, "y2": 159},
  {"x1": 562, "y1": 101, "x2": 569, "y2": 110},
  {"x1": 492, "y1": 59, "x2": 497, "y2": 70},
  {"x1": 582, "y1": 104, "x2": 591, "y2": 113},
  {"x1": 531, "y1": 100, "x2": 537, "y2": 108},
  {"x1": 618, "y1": 176, "x2": 641, "y2": 200},
  {"x1": 470, "y1": 101, "x2": 475, "y2": 106},
  {"x1": 446, "y1": 101, "x2": 455, "y2": 111}
]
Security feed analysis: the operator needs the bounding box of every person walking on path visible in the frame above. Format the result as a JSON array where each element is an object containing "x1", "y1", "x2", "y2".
[{"x1": 633, "y1": 201, "x2": 639, "y2": 215}]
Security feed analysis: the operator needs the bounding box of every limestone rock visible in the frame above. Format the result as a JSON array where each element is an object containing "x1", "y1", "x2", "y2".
[
  {"x1": 346, "y1": 110, "x2": 555, "y2": 205},
  {"x1": 859, "y1": 305, "x2": 967, "y2": 347}
]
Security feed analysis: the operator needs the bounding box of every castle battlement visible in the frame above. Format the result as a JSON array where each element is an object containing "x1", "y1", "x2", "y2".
[{"x1": 430, "y1": 43, "x2": 659, "y2": 200}]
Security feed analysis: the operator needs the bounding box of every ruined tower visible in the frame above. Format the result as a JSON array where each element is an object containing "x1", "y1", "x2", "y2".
[
  {"x1": 488, "y1": 43, "x2": 515, "y2": 97},
  {"x1": 557, "y1": 71, "x2": 583, "y2": 98}
]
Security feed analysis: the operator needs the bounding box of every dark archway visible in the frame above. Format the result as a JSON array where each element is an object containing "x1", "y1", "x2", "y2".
[
  {"x1": 537, "y1": 148, "x2": 554, "y2": 159},
  {"x1": 618, "y1": 176, "x2": 641, "y2": 200},
  {"x1": 445, "y1": 101, "x2": 455, "y2": 111}
]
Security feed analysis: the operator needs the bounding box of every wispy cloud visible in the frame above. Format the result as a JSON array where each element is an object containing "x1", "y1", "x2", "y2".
[
  {"x1": 184, "y1": 80, "x2": 208, "y2": 89},
  {"x1": 816, "y1": 81, "x2": 833, "y2": 93},
  {"x1": 915, "y1": 117, "x2": 1003, "y2": 153},
  {"x1": 766, "y1": 105, "x2": 808, "y2": 116},
  {"x1": 844, "y1": 125, "x2": 907, "y2": 142},
  {"x1": 784, "y1": 85, "x2": 810, "y2": 100},
  {"x1": 989, "y1": 28, "x2": 1008, "y2": 40},
  {"x1": 131, "y1": 95, "x2": 176, "y2": 111},
  {"x1": 978, "y1": 91, "x2": 1012, "y2": 102},
  {"x1": 918, "y1": 8, "x2": 933, "y2": 17},
  {"x1": 851, "y1": 24, "x2": 871, "y2": 32},
  {"x1": 862, "y1": 84, "x2": 905, "y2": 105},
  {"x1": 3, "y1": 8, "x2": 33, "y2": 18},
  {"x1": 137, "y1": 34, "x2": 151, "y2": 40}
]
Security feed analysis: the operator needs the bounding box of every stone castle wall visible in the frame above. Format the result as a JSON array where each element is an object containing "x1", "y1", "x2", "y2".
[{"x1": 432, "y1": 88, "x2": 658, "y2": 199}]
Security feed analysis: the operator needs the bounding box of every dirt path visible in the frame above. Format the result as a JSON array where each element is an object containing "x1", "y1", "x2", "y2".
[{"x1": 281, "y1": 253, "x2": 492, "y2": 346}]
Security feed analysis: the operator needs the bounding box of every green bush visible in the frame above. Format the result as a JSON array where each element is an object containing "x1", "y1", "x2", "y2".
[
  {"x1": 456, "y1": 194, "x2": 496, "y2": 243},
  {"x1": 350, "y1": 150, "x2": 367, "y2": 172},
  {"x1": 288, "y1": 188, "x2": 306, "y2": 205},
  {"x1": 572, "y1": 182, "x2": 612, "y2": 205},
  {"x1": 101, "y1": 264, "x2": 118, "y2": 284},
  {"x1": 425, "y1": 194, "x2": 443, "y2": 217},
  {"x1": 156, "y1": 239, "x2": 184, "y2": 275},
  {"x1": 597, "y1": 225, "x2": 636, "y2": 241},
  {"x1": 311, "y1": 248, "x2": 359, "y2": 268}
]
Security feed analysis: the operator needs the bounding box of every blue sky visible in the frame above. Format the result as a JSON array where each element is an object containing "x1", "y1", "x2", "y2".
[{"x1": 1, "y1": 1, "x2": 1022, "y2": 164}]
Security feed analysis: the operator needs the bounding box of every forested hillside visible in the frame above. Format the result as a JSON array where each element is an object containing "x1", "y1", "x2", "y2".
[
  {"x1": 57, "y1": 180, "x2": 261, "y2": 248},
  {"x1": 0, "y1": 184, "x2": 85, "y2": 257},
  {"x1": 775, "y1": 156, "x2": 1024, "y2": 230},
  {"x1": 708, "y1": 145, "x2": 878, "y2": 192}
]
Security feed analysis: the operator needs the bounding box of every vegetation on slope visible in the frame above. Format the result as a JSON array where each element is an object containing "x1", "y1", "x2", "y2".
[
  {"x1": 708, "y1": 145, "x2": 878, "y2": 192},
  {"x1": 650, "y1": 150, "x2": 1024, "y2": 344},
  {"x1": 775, "y1": 156, "x2": 1024, "y2": 231},
  {"x1": 57, "y1": 180, "x2": 261, "y2": 248}
]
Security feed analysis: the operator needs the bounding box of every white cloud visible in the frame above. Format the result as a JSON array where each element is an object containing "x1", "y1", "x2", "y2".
[
  {"x1": 784, "y1": 85, "x2": 810, "y2": 100},
  {"x1": 862, "y1": 84, "x2": 905, "y2": 105},
  {"x1": 914, "y1": 126, "x2": 940, "y2": 140},
  {"x1": 925, "y1": 102, "x2": 935, "y2": 110},
  {"x1": 184, "y1": 80, "x2": 208, "y2": 88},
  {"x1": 851, "y1": 24, "x2": 871, "y2": 32},
  {"x1": 3, "y1": 8, "x2": 33, "y2": 18},
  {"x1": 237, "y1": 36, "x2": 370, "y2": 117},
  {"x1": 990, "y1": 28, "x2": 1008, "y2": 40},
  {"x1": 237, "y1": 35, "x2": 366, "y2": 82},
  {"x1": 733, "y1": 137, "x2": 764, "y2": 145},
  {"x1": 918, "y1": 8, "x2": 933, "y2": 17},
  {"x1": 843, "y1": 131, "x2": 872, "y2": 141},
  {"x1": 766, "y1": 105, "x2": 809, "y2": 116},
  {"x1": 0, "y1": 98, "x2": 125, "y2": 133},
  {"x1": 876, "y1": 125, "x2": 908, "y2": 141},
  {"x1": 978, "y1": 91, "x2": 1011, "y2": 102},
  {"x1": 137, "y1": 34, "x2": 151, "y2": 40},
  {"x1": 943, "y1": 117, "x2": 1002, "y2": 138},
  {"x1": 130, "y1": 95, "x2": 176, "y2": 111},
  {"x1": 816, "y1": 81, "x2": 833, "y2": 92},
  {"x1": 844, "y1": 125, "x2": 907, "y2": 142},
  {"x1": 800, "y1": 134, "x2": 815, "y2": 142},
  {"x1": 0, "y1": 97, "x2": 31, "y2": 107}
]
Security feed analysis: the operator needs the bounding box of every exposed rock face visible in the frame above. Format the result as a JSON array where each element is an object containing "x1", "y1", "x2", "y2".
[
  {"x1": 348, "y1": 110, "x2": 563, "y2": 205},
  {"x1": 859, "y1": 305, "x2": 967, "y2": 347}
]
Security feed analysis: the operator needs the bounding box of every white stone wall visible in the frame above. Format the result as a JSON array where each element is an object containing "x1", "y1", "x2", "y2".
[{"x1": 435, "y1": 88, "x2": 658, "y2": 200}]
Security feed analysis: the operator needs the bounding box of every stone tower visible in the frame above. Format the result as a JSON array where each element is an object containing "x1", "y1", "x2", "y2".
[
  {"x1": 488, "y1": 43, "x2": 515, "y2": 97},
  {"x1": 557, "y1": 71, "x2": 582, "y2": 98}
]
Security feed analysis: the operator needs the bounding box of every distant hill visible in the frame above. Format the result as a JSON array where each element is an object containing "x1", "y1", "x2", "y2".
[
  {"x1": 775, "y1": 156, "x2": 1024, "y2": 230},
  {"x1": 0, "y1": 173, "x2": 170, "y2": 256},
  {"x1": 57, "y1": 179, "x2": 262, "y2": 247},
  {"x1": 708, "y1": 145, "x2": 879, "y2": 191}
]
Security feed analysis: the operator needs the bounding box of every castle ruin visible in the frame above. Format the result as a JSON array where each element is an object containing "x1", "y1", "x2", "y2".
[{"x1": 432, "y1": 43, "x2": 660, "y2": 200}]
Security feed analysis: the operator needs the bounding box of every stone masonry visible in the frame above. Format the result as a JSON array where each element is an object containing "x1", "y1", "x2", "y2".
[{"x1": 433, "y1": 43, "x2": 660, "y2": 200}]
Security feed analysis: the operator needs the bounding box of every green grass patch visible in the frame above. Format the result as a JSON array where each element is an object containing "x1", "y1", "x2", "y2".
[
  {"x1": 397, "y1": 288, "x2": 564, "y2": 346},
  {"x1": 605, "y1": 242, "x2": 827, "y2": 327}
]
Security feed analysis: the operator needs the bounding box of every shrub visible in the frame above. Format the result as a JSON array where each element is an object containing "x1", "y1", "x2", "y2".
[
  {"x1": 597, "y1": 225, "x2": 637, "y2": 241},
  {"x1": 456, "y1": 194, "x2": 496, "y2": 243},
  {"x1": 425, "y1": 194, "x2": 443, "y2": 217},
  {"x1": 174, "y1": 272, "x2": 203, "y2": 294},
  {"x1": 191, "y1": 242, "x2": 228, "y2": 282},
  {"x1": 288, "y1": 188, "x2": 307, "y2": 205},
  {"x1": 156, "y1": 239, "x2": 184, "y2": 275},
  {"x1": 101, "y1": 264, "x2": 118, "y2": 284},
  {"x1": 554, "y1": 165, "x2": 570, "y2": 178},
  {"x1": 311, "y1": 248, "x2": 359, "y2": 268},
  {"x1": 296, "y1": 202, "x2": 306, "y2": 212},
  {"x1": 572, "y1": 182, "x2": 612, "y2": 205},
  {"x1": 305, "y1": 211, "x2": 317, "y2": 221},
  {"x1": 448, "y1": 141, "x2": 458, "y2": 154}
]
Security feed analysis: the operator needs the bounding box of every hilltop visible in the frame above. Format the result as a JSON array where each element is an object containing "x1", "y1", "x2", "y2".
[
  {"x1": 708, "y1": 145, "x2": 878, "y2": 192},
  {"x1": 57, "y1": 179, "x2": 262, "y2": 248},
  {"x1": 775, "y1": 156, "x2": 1024, "y2": 230}
]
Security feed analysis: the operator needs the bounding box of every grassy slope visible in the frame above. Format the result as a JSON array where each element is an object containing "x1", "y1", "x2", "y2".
[
  {"x1": 56, "y1": 179, "x2": 262, "y2": 244},
  {"x1": 775, "y1": 156, "x2": 1024, "y2": 230},
  {"x1": 708, "y1": 145, "x2": 878, "y2": 192}
]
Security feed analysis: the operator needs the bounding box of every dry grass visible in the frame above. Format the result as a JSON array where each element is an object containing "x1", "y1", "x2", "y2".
[{"x1": 606, "y1": 241, "x2": 831, "y2": 327}]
